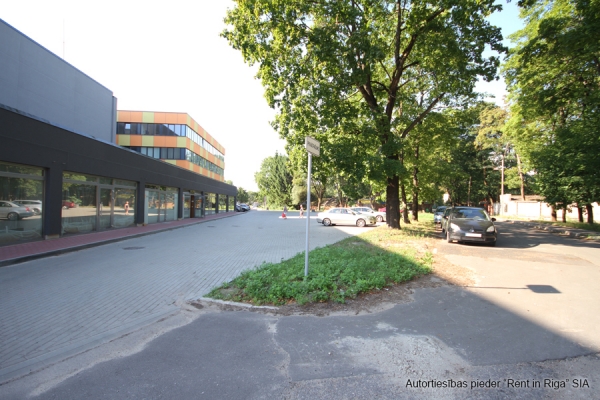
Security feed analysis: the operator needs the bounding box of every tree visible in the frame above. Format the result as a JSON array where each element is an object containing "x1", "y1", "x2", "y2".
[
  {"x1": 237, "y1": 187, "x2": 249, "y2": 203},
  {"x1": 254, "y1": 152, "x2": 293, "y2": 207},
  {"x1": 223, "y1": 0, "x2": 505, "y2": 228},
  {"x1": 504, "y1": 0, "x2": 600, "y2": 223}
]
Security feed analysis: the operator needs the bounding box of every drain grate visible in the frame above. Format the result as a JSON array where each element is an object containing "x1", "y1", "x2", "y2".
[{"x1": 122, "y1": 246, "x2": 145, "y2": 250}]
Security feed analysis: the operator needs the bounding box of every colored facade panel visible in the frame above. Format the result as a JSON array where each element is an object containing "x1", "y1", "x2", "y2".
[{"x1": 116, "y1": 110, "x2": 226, "y2": 182}]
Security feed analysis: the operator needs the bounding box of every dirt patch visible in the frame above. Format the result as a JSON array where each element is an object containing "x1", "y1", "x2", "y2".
[{"x1": 192, "y1": 236, "x2": 475, "y2": 317}]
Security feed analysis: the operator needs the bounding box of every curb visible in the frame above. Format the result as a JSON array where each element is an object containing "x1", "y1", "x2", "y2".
[
  {"x1": 196, "y1": 297, "x2": 279, "y2": 311},
  {"x1": 505, "y1": 220, "x2": 600, "y2": 241}
]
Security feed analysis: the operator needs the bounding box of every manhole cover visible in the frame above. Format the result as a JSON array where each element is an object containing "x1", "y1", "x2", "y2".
[{"x1": 123, "y1": 246, "x2": 145, "y2": 250}]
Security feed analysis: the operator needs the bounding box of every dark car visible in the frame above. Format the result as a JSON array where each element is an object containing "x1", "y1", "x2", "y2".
[
  {"x1": 444, "y1": 206, "x2": 497, "y2": 246},
  {"x1": 0, "y1": 201, "x2": 34, "y2": 220}
]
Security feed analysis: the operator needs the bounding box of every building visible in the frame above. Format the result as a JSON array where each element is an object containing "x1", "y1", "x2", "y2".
[{"x1": 0, "y1": 19, "x2": 237, "y2": 246}]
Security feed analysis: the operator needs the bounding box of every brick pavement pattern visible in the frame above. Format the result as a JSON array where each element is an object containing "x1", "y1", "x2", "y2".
[{"x1": 0, "y1": 210, "x2": 374, "y2": 382}]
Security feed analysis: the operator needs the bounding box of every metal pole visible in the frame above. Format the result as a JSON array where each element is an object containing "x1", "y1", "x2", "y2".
[{"x1": 304, "y1": 153, "x2": 312, "y2": 277}]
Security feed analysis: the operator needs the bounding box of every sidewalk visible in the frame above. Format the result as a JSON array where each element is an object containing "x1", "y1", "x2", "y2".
[
  {"x1": 503, "y1": 219, "x2": 600, "y2": 240},
  {"x1": 0, "y1": 212, "x2": 239, "y2": 267}
]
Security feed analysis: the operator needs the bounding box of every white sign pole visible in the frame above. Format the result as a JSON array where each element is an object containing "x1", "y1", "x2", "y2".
[
  {"x1": 304, "y1": 136, "x2": 320, "y2": 277},
  {"x1": 305, "y1": 152, "x2": 312, "y2": 277}
]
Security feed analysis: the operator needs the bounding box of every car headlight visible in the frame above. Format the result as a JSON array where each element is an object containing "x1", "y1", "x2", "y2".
[
  {"x1": 450, "y1": 223, "x2": 460, "y2": 231},
  {"x1": 486, "y1": 225, "x2": 496, "y2": 233}
]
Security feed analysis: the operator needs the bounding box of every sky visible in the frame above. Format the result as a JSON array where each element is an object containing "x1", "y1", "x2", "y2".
[{"x1": 0, "y1": 1, "x2": 522, "y2": 192}]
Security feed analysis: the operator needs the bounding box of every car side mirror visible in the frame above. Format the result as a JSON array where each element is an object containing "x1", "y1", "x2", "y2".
[{"x1": 491, "y1": 217, "x2": 496, "y2": 222}]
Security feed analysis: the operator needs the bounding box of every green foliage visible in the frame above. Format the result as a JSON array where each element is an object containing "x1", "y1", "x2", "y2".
[
  {"x1": 207, "y1": 222, "x2": 434, "y2": 306},
  {"x1": 254, "y1": 152, "x2": 293, "y2": 207},
  {"x1": 224, "y1": 0, "x2": 505, "y2": 228},
  {"x1": 237, "y1": 187, "x2": 249, "y2": 203},
  {"x1": 504, "y1": 0, "x2": 600, "y2": 214}
]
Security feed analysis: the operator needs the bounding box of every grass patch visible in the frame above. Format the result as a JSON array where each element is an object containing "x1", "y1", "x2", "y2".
[{"x1": 207, "y1": 217, "x2": 435, "y2": 306}]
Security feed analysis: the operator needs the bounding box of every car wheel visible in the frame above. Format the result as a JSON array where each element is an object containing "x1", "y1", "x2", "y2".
[
  {"x1": 489, "y1": 241, "x2": 497, "y2": 247},
  {"x1": 356, "y1": 219, "x2": 366, "y2": 227},
  {"x1": 34, "y1": 208, "x2": 41, "y2": 215},
  {"x1": 446, "y1": 229, "x2": 452, "y2": 243},
  {"x1": 7, "y1": 212, "x2": 18, "y2": 221},
  {"x1": 323, "y1": 218, "x2": 331, "y2": 226},
  {"x1": 376, "y1": 215, "x2": 383, "y2": 222}
]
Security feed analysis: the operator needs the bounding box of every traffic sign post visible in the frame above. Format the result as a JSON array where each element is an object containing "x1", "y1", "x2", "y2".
[{"x1": 304, "y1": 137, "x2": 320, "y2": 277}]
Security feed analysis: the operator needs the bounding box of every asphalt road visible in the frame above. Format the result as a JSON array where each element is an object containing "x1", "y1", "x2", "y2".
[{"x1": 1, "y1": 216, "x2": 599, "y2": 399}]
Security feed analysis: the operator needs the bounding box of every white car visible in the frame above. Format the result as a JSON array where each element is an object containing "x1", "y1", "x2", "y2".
[
  {"x1": 350, "y1": 206, "x2": 386, "y2": 222},
  {"x1": 317, "y1": 208, "x2": 377, "y2": 227},
  {"x1": 13, "y1": 199, "x2": 42, "y2": 215}
]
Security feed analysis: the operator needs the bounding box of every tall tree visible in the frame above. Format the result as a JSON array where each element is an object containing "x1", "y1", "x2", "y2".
[
  {"x1": 254, "y1": 152, "x2": 293, "y2": 207},
  {"x1": 504, "y1": 0, "x2": 600, "y2": 223},
  {"x1": 223, "y1": 0, "x2": 505, "y2": 228}
]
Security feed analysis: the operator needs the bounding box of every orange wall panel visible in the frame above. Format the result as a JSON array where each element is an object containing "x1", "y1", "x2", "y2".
[
  {"x1": 130, "y1": 135, "x2": 143, "y2": 146},
  {"x1": 164, "y1": 137, "x2": 177, "y2": 147},
  {"x1": 129, "y1": 111, "x2": 143, "y2": 122}
]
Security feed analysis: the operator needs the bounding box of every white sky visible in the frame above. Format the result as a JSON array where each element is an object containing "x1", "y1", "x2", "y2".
[{"x1": 0, "y1": 1, "x2": 522, "y2": 192}]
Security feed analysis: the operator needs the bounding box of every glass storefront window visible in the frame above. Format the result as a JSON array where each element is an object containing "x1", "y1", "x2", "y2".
[
  {"x1": 219, "y1": 194, "x2": 226, "y2": 213},
  {"x1": 61, "y1": 182, "x2": 97, "y2": 234},
  {"x1": 205, "y1": 193, "x2": 216, "y2": 215},
  {"x1": 61, "y1": 173, "x2": 137, "y2": 235},
  {"x1": 0, "y1": 162, "x2": 44, "y2": 246},
  {"x1": 144, "y1": 186, "x2": 178, "y2": 224}
]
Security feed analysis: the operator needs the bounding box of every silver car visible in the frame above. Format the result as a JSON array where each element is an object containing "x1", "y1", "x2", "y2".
[
  {"x1": 0, "y1": 200, "x2": 35, "y2": 221},
  {"x1": 433, "y1": 206, "x2": 447, "y2": 225},
  {"x1": 13, "y1": 199, "x2": 42, "y2": 215},
  {"x1": 350, "y1": 206, "x2": 386, "y2": 222},
  {"x1": 317, "y1": 208, "x2": 377, "y2": 227}
]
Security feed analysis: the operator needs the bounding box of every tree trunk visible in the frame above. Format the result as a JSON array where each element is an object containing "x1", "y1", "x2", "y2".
[
  {"x1": 517, "y1": 153, "x2": 525, "y2": 201},
  {"x1": 586, "y1": 203, "x2": 594, "y2": 224},
  {"x1": 386, "y1": 175, "x2": 401, "y2": 229},
  {"x1": 562, "y1": 206, "x2": 567, "y2": 223},
  {"x1": 411, "y1": 144, "x2": 419, "y2": 221},
  {"x1": 411, "y1": 173, "x2": 419, "y2": 221},
  {"x1": 578, "y1": 205, "x2": 584, "y2": 223},
  {"x1": 487, "y1": 195, "x2": 495, "y2": 216},
  {"x1": 400, "y1": 182, "x2": 410, "y2": 224},
  {"x1": 550, "y1": 206, "x2": 557, "y2": 222}
]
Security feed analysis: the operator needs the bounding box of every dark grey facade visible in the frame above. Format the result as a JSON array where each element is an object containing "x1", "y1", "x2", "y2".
[
  {"x1": 0, "y1": 19, "x2": 236, "y2": 244},
  {"x1": 0, "y1": 105, "x2": 236, "y2": 239}
]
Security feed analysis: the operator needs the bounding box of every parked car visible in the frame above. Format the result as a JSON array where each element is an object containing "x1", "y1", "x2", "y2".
[
  {"x1": 13, "y1": 199, "x2": 42, "y2": 215},
  {"x1": 433, "y1": 206, "x2": 448, "y2": 226},
  {"x1": 440, "y1": 207, "x2": 453, "y2": 233},
  {"x1": 0, "y1": 200, "x2": 34, "y2": 221},
  {"x1": 317, "y1": 208, "x2": 377, "y2": 227},
  {"x1": 236, "y1": 203, "x2": 250, "y2": 212},
  {"x1": 62, "y1": 200, "x2": 76, "y2": 209},
  {"x1": 444, "y1": 206, "x2": 497, "y2": 246},
  {"x1": 350, "y1": 206, "x2": 386, "y2": 222}
]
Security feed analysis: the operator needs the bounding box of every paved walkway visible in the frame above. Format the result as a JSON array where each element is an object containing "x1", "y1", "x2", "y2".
[
  {"x1": 0, "y1": 210, "x2": 371, "y2": 383},
  {"x1": 0, "y1": 212, "x2": 239, "y2": 267}
]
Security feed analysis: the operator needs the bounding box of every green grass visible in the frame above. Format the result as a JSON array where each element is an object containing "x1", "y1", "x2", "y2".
[{"x1": 207, "y1": 217, "x2": 435, "y2": 306}]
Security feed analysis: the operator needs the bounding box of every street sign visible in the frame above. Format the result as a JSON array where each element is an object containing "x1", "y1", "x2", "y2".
[{"x1": 305, "y1": 136, "x2": 320, "y2": 157}]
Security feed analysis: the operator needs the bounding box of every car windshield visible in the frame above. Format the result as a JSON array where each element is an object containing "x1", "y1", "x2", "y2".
[
  {"x1": 435, "y1": 207, "x2": 446, "y2": 213},
  {"x1": 451, "y1": 209, "x2": 490, "y2": 220}
]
